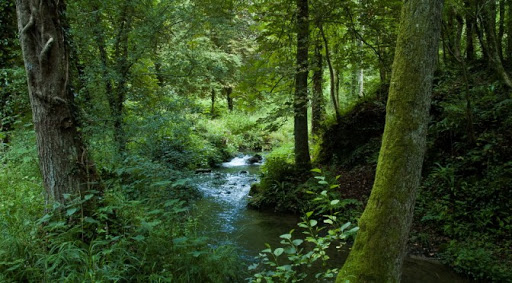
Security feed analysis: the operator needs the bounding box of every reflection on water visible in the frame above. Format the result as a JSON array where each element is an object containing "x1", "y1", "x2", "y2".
[{"x1": 192, "y1": 155, "x2": 471, "y2": 282}]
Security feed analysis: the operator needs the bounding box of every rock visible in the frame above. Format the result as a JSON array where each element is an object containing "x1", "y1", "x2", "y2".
[
  {"x1": 247, "y1": 154, "x2": 263, "y2": 164},
  {"x1": 195, "y1": 168, "x2": 211, "y2": 174},
  {"x1": 240, "y1": 170, "x2": 249, "y2": 174}
]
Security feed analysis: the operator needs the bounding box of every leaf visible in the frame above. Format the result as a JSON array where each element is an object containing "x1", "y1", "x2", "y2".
[
  {"x1": 348, "y1": 227, "x2": 359, "y2": 233},
  {"x1": 280, "y1": 233, "x2": 292, "y2": 240},
  {"x1": 284, "y1": 246, "x2": 296, "y2": 254},
  {"x1": 330, "y1": 199, "x2": 340, "y2": 206},
  {"x1": 318, "y1": 180, "x2": 328, "y2": 185},
  {"x1": 330, "y1": 185, "x2": 339, "y2": 189},
  {"x1": 66, "y1": 207, "x2": 78, "y2": 217},
  {"x1": 84, "y1": 217, "x2": 100, "y2": 224},
  {"x1": 292, "y1": 239, "x2": 303, "y2": 246},
  {"x1": 311, "y1": 168, "x2": 322, "y2": 173},
  {"x1": 310, "y1": 219, "x2": 318, "y2": 227},
  {"x1": 132, "y1": 235, "x2": 145, "y2": 242},
  {"x1": 274, "y1": 248, "x2": 284, "y2": 256},
  {"x1": 340, "y1": 222, "x2": 351, "y2": 232},
  {"x1": 305, "y1": 211, "x2": 314, "y2": 218},
  {"x1": 324, "y1": 219, "x2": 334, "y2": 224}
]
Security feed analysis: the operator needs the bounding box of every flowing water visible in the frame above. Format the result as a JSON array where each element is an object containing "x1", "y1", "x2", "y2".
[{"x1": 192, "y1": 155, "x2": 471, "y2": 282}]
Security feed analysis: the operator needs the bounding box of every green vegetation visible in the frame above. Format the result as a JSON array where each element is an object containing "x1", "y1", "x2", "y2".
[{"x1": 1, "y1": 0, "x2": 512, "y2": 281}]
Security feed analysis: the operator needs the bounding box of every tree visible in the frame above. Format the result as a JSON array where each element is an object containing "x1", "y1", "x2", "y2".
[
  {"x1": 16, "y1": 0, "x2": 101, "y2": 204},
  {"x1": 294, "y1": 0, "x2": 311, "y2": 170},
  {"x1": 336, "y1": 0, "x2": 443, "y2": 281},
  {"x1": 311, "y1": 35, "x2": 325, "y2": 136},
  {"x1": 478, "y1": 0, "x2": 512, "y2": 88}
]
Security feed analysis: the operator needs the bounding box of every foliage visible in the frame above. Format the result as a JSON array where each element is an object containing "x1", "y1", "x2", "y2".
[
  {"x1": 0, "y1": 129, "x2": 241, "y2": 282},
  {"x1": 248, "y1": 171, "x2": 359, "y2": 282}
]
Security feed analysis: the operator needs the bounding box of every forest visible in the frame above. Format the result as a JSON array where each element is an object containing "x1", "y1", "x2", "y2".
[{"x1": 1, "y1": 0, "x2": 511, "y2": 282}]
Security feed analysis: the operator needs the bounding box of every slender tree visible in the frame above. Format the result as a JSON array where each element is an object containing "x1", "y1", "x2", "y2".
[
  {"x1": 294, "y1": 0, "x2": 311, "y2": 169},
  {"x1": 479, "y1": 0, "x2": 512, "y2": 88},
  {"x1": 16, "y1": 0, "x2": 101, "y2": 205},
  {"x1": 311, "y1": 37, "x2": 324, "y2": 136},
  {"x1": 336, "y1": 0, "x2": 443, "y2": 281}
]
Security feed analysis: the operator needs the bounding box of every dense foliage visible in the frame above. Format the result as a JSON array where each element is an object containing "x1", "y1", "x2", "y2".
[{"x1": 1, "y1": 0, "x2": 511, "y2": 281}]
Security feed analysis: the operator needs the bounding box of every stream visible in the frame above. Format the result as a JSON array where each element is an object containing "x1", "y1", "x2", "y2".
[{"x1": 192, "y1": 155, "x2": 471, "y2": 282}]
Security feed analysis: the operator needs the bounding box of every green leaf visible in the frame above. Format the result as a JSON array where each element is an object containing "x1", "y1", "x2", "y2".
[
  {"x1": 318, "y1": 180, "x2": 328, "y2": 185},
  {"x1": 341, "y1": 222, "x2": 351, "y2": 232},
  {"x1": 324, "y1": 219, "x2": 334, "y2": 224},
  {"x1": 66, "y1": 207, "x2": 78, "y2": 217},
  {"x1": 292, "y1": 239, "x2": 303, "y2": 246},
  {"x1": 330, "y1": 199, "x2": 340, "y2": 206},
  {"x1": 274, "y1": 248, "x2": 284, "y2": 256},
  {"x1": 348, "y1": 227, "x2": 359, "y2": 233},
  {"x1": 311, "y1": 168, "x2": 322, "y2": 173},
  {"x1": 280, "y1": 233, "x2": 292, "y2": 240},
  {"x1": 310, "y1": 220, "x2": 318, "y2": 227},
  {"x1": 305, "y1": 211, "x2": 314, "y2": 218},
  {"x1": 132, "y1": 235, "x2": 145, "y2": 242}
]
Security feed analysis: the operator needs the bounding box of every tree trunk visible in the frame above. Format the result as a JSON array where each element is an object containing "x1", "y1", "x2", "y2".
[
  {"x1": 465, "y1": 0, "x2": 476, "y2": 62},
  {"x1": 109, "y1": 1, "x2": 133, "y2": 153},
  {"x1": 16, "y1": 0, "x2": 101, "y2": 205},
  {"x1": 508, "y1": 0, "x2": 512, "y2": 61},
  {"x1": 311, "y1": 39, "x2": 324, "y2": 136},
  {"x1": 211, "y1": 88, "x2": 216, "y2": 117},
  {"x1": 475, "y1": 18, "x2": 489, "y2": 60},
  {"x1": 319, "y1": 25, "x2": 340, "y2": 121},
  {"x1": 336, "y1": 0, "x2": 443, "y2": 281},
  {"x1": 498, "y1": 0, "x2": 505, "y2": 60},
  {"x1": 294, "y1": 0, "x2": 311, "y2": 170},
  {"x1": 480, "y1": 0, "x2": 512, "y2": 88},
  {"x1": 225, "y1": 86, "x2": 234, "y2": 112}
]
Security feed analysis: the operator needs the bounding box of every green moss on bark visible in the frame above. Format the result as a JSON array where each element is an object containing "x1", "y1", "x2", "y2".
[{"x1": 336, "y1": 0, "x2": 443, "y2": 282}]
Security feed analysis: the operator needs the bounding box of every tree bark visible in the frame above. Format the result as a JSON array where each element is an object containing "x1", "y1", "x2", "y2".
[
  {"x1": 225, "y1": 86, "x2": 234, "y2": 112},
  {"x1": 498, "y1": 0, "x2": 505, "y2": 60},
  {"x1": 211, "y1": 88, "x2": 216, "y2": 117},
  {"x1": 508, "y1": 0, "x2": 512, "y2": 61},
  {"x1": 319, "y1": 25, "x2": 340, "y2": 121},
  {"x1": 294, "y1": 0, "x2": 311, "y2": 170},
  {"x1": 16, "y1": 0, "x2": 101, "y2": 205},
  {"x1": 480, "y1": 0, "x2": 512, "y2": 88},
  {"x1": 465, "y1": 0, "x2": 476, "y2": 62},
  {"x1": 311, "y1": 39, "x2": 324, "y2": 136},
  {"x1": 336, "y1": 0, "x2": 443, "y2": 281}
]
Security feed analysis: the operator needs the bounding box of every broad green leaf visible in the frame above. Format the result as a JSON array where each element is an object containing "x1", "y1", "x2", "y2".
[
  {"x1": 66, "y1": 207, "x2": 78, "y2": 217},
  {"x1": 280, "y1": 233, "x2": 292, "y2": 240},
  {"x1": 311, "y1": 168, "x2": 322, "y2": 173},
  {"x1": 330, "y1": 199, "x2": 340, "y2": 205},
  {"x1": 274, "y1": 247, "x2": 284, "y2": 256},
  {"x1": 310, "y1": 219, "x2": 318, "y2": 227},
  {"x1": 341, "y1": 222, "x2": 351, "y2": 232}
]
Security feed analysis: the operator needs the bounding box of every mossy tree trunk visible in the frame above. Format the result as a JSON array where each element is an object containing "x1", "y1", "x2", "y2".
[
  {"x1": 336, "y1": 0, "x2": 443, "y2": 282},
  {"x1": 294, "y1": 0, "x2": 311, "y2": 170},
  {"x1": 16, "y1": 0, "x2": 101, "y2": 205}
]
